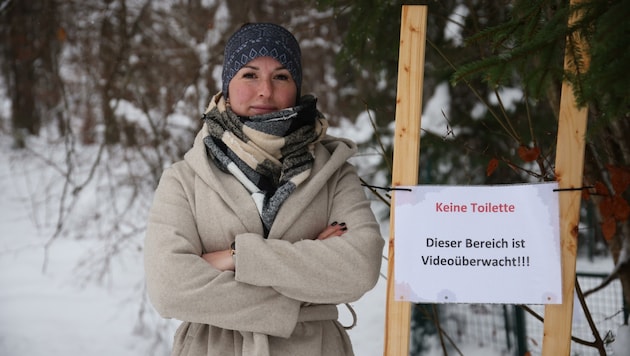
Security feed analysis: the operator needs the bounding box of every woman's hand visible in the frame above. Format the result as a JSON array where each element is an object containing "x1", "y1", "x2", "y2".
[
  {"x1": 202, "y1": 249, "x2": 235, "y2": 271},
  {"x1": 317, "y1": 221, "x2": 347, "y2": 240}
]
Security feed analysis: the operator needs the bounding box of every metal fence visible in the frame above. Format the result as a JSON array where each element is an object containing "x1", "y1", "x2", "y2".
[
  {"x1": 412, "y1": 273, "x2": 627, "y2": 355},
  {"x1": 524, "y1": 273, "x2": 627, "y2": 356}
]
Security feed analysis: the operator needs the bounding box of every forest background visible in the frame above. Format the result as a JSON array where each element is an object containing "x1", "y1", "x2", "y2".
[{"x1": 0, "y1": 0, "x2": 628, "y2": 355}]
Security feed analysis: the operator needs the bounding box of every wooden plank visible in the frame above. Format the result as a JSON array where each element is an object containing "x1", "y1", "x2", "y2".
[
  {"x1": 542, "y1": 0, "x2": 590, "y2": 354},
  {"x1": 384, "y1": 5, "x2": 427, "y2": 356}
]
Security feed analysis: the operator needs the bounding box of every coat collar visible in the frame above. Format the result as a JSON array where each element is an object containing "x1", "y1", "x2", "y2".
[{"x1": 185, "y1": 123, "x2": 358, "y2": 239}]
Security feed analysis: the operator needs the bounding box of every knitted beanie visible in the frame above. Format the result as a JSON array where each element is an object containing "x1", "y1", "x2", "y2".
[{"x1": 222, "y1": 23, "x2": 302, "y2": 99}]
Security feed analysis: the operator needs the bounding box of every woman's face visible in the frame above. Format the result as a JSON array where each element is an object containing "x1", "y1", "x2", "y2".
[{"x1": 227, "y1": 56, "x2": 298, "y2": 117}]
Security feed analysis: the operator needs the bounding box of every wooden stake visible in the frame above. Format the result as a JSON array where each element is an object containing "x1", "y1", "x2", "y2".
[
  {"x1": 542, "y1": 0, "x2": 590, "y2": 354},
  {"x1": 384, "y1": 5, "x2": 427, "y2": 356}
]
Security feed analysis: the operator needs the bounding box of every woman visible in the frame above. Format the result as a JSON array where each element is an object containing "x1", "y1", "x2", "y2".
[{"x1": 144, "y1": 22, "x2": 384, "y2": 356}]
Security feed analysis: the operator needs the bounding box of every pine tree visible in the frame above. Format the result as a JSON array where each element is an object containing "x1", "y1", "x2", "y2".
[{"x1": 317, "y1": 0, "x2": 629, "y2": 353}]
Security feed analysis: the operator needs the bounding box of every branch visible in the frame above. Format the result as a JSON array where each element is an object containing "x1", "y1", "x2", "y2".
[
  {"x1": 413, "y1": 305, "x2": 464, "y2": 356},
  {"x1": 575, "y1": 278, "x2": 607, "y2": 355},
  {"x1": 359, "y1": 178, "x2": 391, "y2": 207},
  {"x1": 583, "y1": 234, "x2": 630, "y2": 298},
  {"x1": 518, "y1": 303, "x2": 600, "y2": 349}
]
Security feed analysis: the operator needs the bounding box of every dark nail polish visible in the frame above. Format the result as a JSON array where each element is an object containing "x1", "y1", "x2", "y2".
[
  {"x1": 331, "y1": 221, "x2": 338, "y2": 226},
  {"x1": 341, "y1": 227, "x2": 348, "y2": 231},
  {"x1": 339, "y1": 222, "x2": 346, "y2": 226}
]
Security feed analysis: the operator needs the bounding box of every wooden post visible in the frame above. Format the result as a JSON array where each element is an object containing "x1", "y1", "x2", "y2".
[
  {"x1": 542, "y1": 0, "x2": 590, "y2": 354},
  {"x1": 384, "y1": 5, "x2": 427, "y2": 356}
]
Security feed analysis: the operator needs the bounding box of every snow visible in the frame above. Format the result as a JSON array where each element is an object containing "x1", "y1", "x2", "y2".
[
  {"x1": 421, "y1": 82, "x2": 456, "y2": 139},
  {"x1": 487, "y1": 87, "x2": 523, "y2": 113},
  {"x1": 0, "y1": 144, "x2": 171, "y2": 356},
  {"x1": 444, "y1": 4, "x2": 469, "y2": 46},
  {"x1": 612, "y1": 325, "x2": 630, "y2": 355},
  {"x1": 327, "y1": 110, "x2": 376, "y2": 144},
  {"x1": 0, "y1": 240, "x2": 143, "y2": 355}
]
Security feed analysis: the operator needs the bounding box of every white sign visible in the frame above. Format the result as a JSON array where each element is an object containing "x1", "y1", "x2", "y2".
[{"x1": 394, "y1": 182, "x2": 562, "y2": 304}]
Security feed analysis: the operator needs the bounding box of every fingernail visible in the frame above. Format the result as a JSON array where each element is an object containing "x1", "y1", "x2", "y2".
[
  {"x1": 339, "y1": 222, "x2": 346, "y2": 226},
  {"x1": 341, "y1": 227, "x2": 348, "y2": 231},
  {"x1": 331, "y1": 221, "x2": 338, "y2": 226}
]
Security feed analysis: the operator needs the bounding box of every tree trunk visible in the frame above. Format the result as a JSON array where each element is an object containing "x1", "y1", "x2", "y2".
[{"x1": 5, "y1": 0, "x2": 57, "y2": 146}]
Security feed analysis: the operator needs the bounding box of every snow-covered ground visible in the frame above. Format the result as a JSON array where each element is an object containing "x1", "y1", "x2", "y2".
[
  {"x1": 0, "y1": 135, "x2": 628, "y2": 356},
  {"x1": 0, "y1": 136, "x2": 386, "y2": 355}
]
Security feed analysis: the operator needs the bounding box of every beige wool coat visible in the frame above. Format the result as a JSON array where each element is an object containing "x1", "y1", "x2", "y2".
[{"x1": 144, "y1": 123, "x2": 385, "y2": 356}]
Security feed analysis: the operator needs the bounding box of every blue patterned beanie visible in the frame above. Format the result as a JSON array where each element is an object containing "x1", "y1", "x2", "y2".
[{"x1": 222, "y1": 23, "x2": 302, "y2": 99}]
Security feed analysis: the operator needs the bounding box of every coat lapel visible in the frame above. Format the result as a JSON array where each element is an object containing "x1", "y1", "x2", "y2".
[{"x1": 186, "y1": 126, "x2": 264, "y2": 235}]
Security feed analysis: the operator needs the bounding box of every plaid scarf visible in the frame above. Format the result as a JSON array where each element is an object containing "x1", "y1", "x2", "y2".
[{"x1": 202, "y1": 93, "x2": 328, "y2": 237}]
